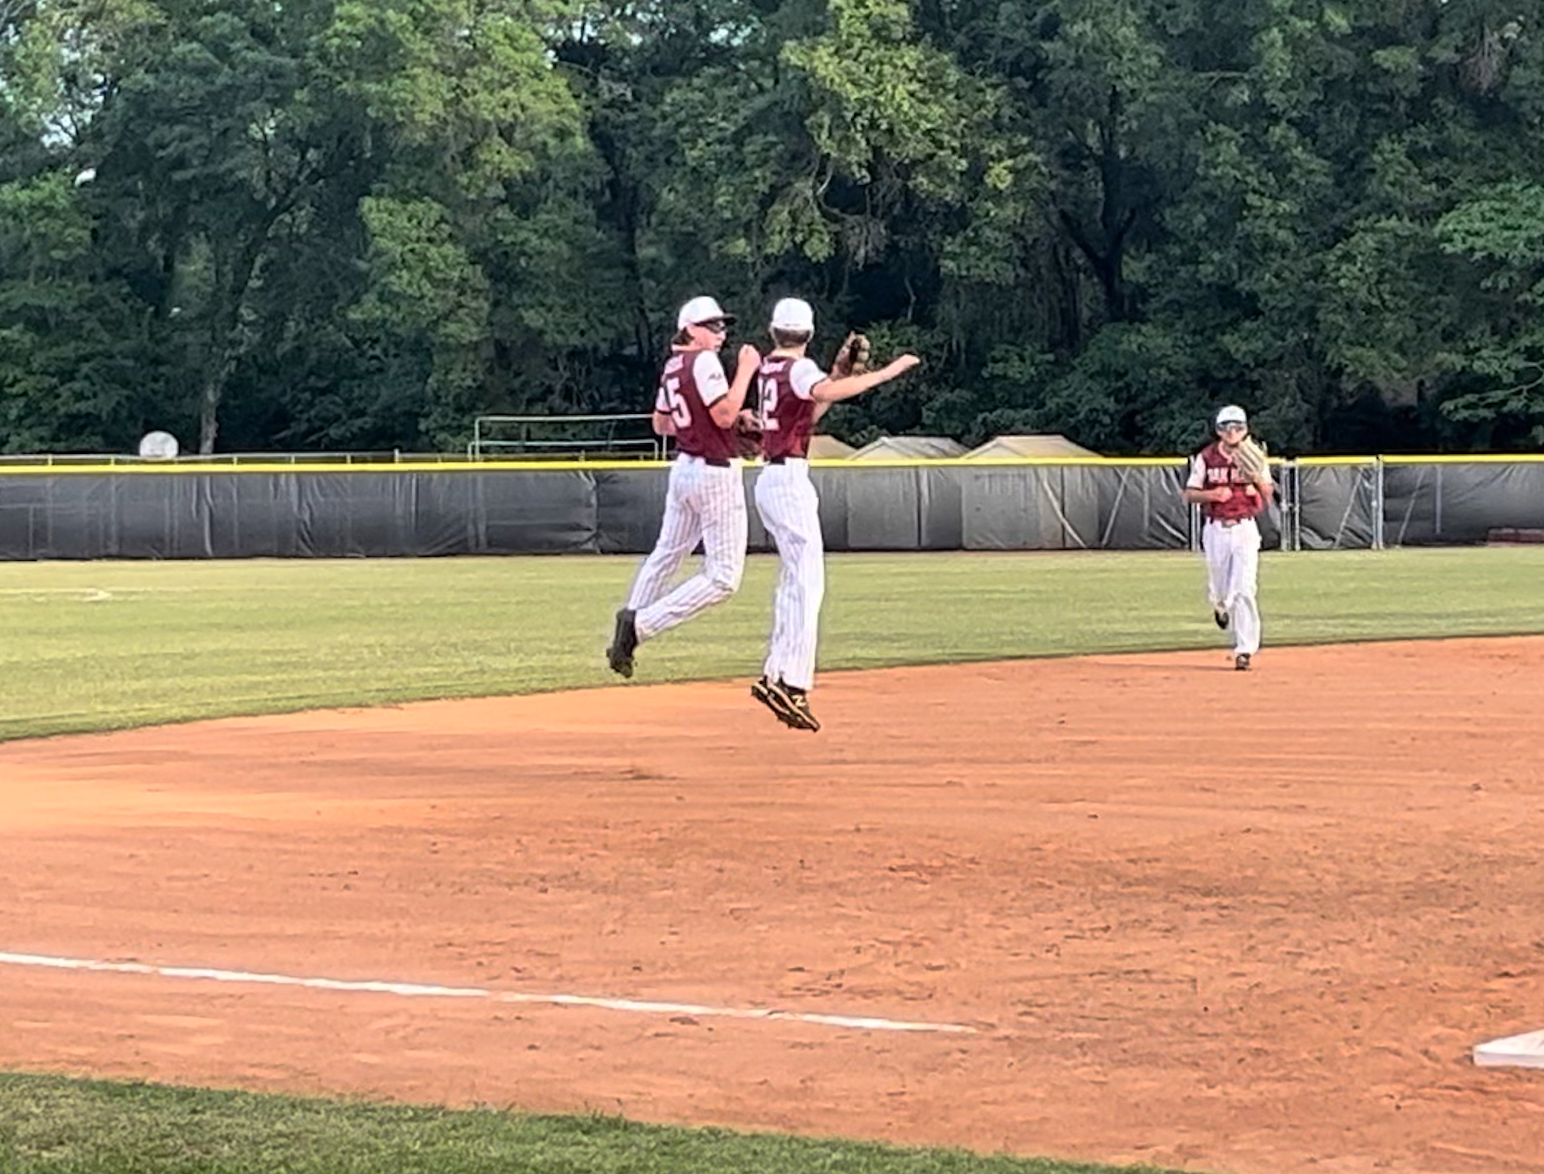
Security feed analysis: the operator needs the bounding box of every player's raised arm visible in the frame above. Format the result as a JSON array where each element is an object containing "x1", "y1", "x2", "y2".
[
  {"x1": 812, "y1": 354, "x2": 921, "y2": 404},
  {"x1": 708, "y1": 344, "x2": 762, "y2": 428}
]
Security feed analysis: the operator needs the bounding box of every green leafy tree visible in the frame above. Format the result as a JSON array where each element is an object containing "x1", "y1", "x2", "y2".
[
  {"x1": 0, "y1": 173, "x2": 164, "y2": 451},
  {"x1": 1433, "y1": 180, "x2": 1544, "y2": 445},
  {"x1": 6, "y1": 0, "x2": 1544, "y2": 457}
]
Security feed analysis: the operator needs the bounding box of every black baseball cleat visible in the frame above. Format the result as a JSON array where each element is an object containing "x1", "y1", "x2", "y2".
[
  {"x1": 1234, "y1": 652, "x2": 1251, "y2": 671},
  {"x1": 607, "y1": 608, "x2": 638, "y2": 678},
  {"x1": 778, "y1": 681, "x2": 821, "y2": 732},
  {"x1": 1213, "y1": 608, "x2": 1230, "y2": 631},
  {"x1": 752, "y1": 676, "x2": 798, "y2": 726},
  {"x1": 751, "y1": 677, "x2": 820, "y2": 731}
]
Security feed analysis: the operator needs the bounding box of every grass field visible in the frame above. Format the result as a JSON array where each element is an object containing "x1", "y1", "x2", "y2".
[
  {"x1": 0, "y1": 1073, "x2": 1124, "y2": 1174},
  {"x1": 3, "y1": 547, "x2": 1544, "y2": 744},
  {"x1": 4, "y1": 546, "x2": 1544, "y2": 1174}
]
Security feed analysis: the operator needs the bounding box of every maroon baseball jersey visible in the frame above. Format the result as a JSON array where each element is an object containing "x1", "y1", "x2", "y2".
[
  {"x1": 1188, "y1": 442, "x2": 1267, "y2": 522},
  {"x1": 756, "y1": 355, "x2": 825, "y2": 460},
  {"x1": 656, "y1": 349, "x2": 737, "y2": 462}
]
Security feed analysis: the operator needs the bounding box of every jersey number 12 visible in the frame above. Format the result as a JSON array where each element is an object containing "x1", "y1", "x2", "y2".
[{"x1": 756, "y1": 375, "x2": 781, "y2": 432}]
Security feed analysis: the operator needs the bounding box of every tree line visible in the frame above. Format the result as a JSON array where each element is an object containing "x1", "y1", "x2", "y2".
[{"x1": 2, "y1": 0, "x2": 1542, "y2": 457}]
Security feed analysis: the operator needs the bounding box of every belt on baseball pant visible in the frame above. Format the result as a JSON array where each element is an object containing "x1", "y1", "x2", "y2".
[
  {"x1": 765, "y1": 455, "x2": 808, "y2": 465},
  {"x1": 1209, "y1": 517, "x2": 1251, "y2": 528},
  {"x1": 679, "y1": 454, "x2": 732, "y2": 467}
]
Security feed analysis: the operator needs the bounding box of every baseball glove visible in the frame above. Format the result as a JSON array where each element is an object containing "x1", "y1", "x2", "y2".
[
  {"x1": 1232, "y1": 436, "x2": 1270, "y2": 482},
  {"x1": 731, "y1": 410, "x2": 762, "y2": 460},
  {"x1": 830, "y1": 332, "x2": 871, "y2": 378}
]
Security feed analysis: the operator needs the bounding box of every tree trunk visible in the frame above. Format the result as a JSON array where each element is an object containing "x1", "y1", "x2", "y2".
[
  {"x1": 198, "y1": 371, "x2": 222, "y2": 454},
  {"x1": 1056, "y1": 87, "x2": 1143, "y2": 326},
  {"x1": 198, "y1": 319, "x2": 241, "y2": 454},
  {"x1": 195, "y1": 205, "x2": 290, "y2": 453}
]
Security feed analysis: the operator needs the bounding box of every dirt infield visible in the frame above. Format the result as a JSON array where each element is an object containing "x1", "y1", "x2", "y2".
[{"x1": 3, "y1": 637, "x2": 1543, "y2": 1174}]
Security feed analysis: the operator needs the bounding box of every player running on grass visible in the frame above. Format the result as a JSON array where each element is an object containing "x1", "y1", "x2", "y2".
[
  {"x1": 607, "y1": 296, "x2": 760, "y2": 679},
  {"x1": 747, "y1": 298, "x2": 921, "y2": 731},
  {"x1": 1182, "y1": 404, "x2": 1274, "y2": 670}
]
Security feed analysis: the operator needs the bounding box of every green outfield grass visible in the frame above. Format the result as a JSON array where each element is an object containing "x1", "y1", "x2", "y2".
[
  {"x1": 2, "y1": 547, "x2": 1544, "y2": 743},
  {"x1": 0, "y1": 1072, "x2": 1142, "y2": 1174}
]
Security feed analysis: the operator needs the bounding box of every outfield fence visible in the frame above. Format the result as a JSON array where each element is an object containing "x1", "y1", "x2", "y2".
[{"x1": 0, "y1": 455, "x2": 1540, "y2": 560}]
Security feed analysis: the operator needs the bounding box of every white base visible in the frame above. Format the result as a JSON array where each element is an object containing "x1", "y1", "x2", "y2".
[{"x1": 1474, "y1": 1029, "x2": 1544, "y2": 1069}]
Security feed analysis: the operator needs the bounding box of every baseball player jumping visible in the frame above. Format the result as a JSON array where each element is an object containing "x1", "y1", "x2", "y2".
[
  {"x1": 747, "y1": 298, "x2": 921, "y2": 730},
  {"x1": 1183, "y1": 404, "x2": 1274, "y2": 670},
  {"x1": 607, "y1": 296, "x2": 761, "y2": 678}
]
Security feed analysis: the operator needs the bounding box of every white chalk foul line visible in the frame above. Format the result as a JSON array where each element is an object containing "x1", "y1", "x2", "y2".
[{"x1": 0, "y1": 951, "x2": 976, "y2": 1036}]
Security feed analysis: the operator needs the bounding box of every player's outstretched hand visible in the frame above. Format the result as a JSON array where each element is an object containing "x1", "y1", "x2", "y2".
[
  {"x1": 830, "y1": 332, "x2": 871, "y2": 378},
  {"x1": 887, "y1": 354, "x2": 922, "y2": 376},
  {"x1": 737, "y1": 343, "x2": 762, "y2": 370}
]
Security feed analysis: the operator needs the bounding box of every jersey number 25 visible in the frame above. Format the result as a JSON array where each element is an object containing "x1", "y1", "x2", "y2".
[{"x1": 660, "y1": 377, "x2": 692, "y2": 430}]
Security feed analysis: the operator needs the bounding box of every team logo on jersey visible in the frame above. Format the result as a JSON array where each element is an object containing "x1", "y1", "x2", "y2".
[{"x1": 1205, "y1": 463, "x2": 1252, "y2": 485}]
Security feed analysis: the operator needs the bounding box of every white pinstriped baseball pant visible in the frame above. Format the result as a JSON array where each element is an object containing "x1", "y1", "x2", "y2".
[
  {"x1": 1203, "y1": 517, "x2": 1262, "y2": 655},
  {"x1": 754, "y1": 459, "x2": 823, "y2": 691},
  {"x1": 627, "y1": 455, "x2": 747, "y2": 641}
]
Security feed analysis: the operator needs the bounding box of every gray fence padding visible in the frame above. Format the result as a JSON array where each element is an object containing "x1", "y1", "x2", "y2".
[
  {"x1": 1383, "y1": 462, "x2": 1544, "y2": 546},
  {"x1": 0, "y1": 458, "x2": 1538, "y2": 559},
  {"x1": 1295, "y1": 464, "x2": 1378, "y2": 550}
]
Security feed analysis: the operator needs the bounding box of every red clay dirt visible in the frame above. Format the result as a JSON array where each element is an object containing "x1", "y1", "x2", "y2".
[{"x1": 2, "y1": 637, "x2": 1543, "y2": 1174}]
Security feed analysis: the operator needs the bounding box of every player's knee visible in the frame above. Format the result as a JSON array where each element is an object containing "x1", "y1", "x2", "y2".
[{"x1": 705, "y1": 565, "x2": 743, "y2": 600}]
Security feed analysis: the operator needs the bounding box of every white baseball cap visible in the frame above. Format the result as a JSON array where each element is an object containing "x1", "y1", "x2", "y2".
[
  {"x1": 676, "y1": 295, "x2": 734, "y2": 331},
  {"x1": 1215, "y1": 404, "x2": 1248, "y2": 427},
  {"x1": 770, "y1": 297, "x2": 815, "y2": 334}
]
